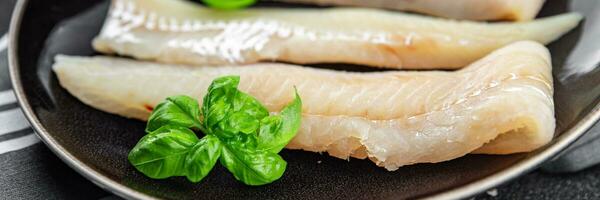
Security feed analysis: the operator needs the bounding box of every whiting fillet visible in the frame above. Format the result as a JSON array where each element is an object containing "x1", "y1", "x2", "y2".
[
  {"x1": 92, "y1": 0, "x2": 581, "y2": 69},
  {"x1": 54, "y1": 41, "x2": 555, "y2": 170},
  {"x1": 275, "y1": 0, "x2": 546, "y2": 21}
]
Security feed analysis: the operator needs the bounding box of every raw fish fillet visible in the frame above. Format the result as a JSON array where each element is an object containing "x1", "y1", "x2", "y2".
[
  {"x1": 55, "y1": 41, "x2": 555, "y2": 170},
  {"x1": 276, "y1": 0, "x2": 546, "y2": 21},
  {"x1": 92, "y1": 0, "x2": 580, "y2": 69}
]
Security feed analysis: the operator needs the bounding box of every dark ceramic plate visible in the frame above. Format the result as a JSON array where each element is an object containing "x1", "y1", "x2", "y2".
[{"x1": 8, "y1": 0, "x2": 600, "y2": 199}]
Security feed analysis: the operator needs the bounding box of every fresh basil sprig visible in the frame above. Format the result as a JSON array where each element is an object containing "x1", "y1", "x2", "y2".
[
  {"x1": 202, "y1": 0, "x2": 257, "y2": 10},
  {"x1": 128, "y1": 76, "x2": 302, "y2": 185}
]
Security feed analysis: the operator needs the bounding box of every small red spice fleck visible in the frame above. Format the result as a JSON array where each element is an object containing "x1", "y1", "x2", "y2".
[{"x1": 143, "y1": 104, "x2": 153, "y2": 112}]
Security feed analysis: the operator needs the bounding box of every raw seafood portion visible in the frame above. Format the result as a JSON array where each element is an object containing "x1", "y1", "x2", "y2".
[
  {"x1": 276, "y1": 0, "x2": 546, "y2": 21},
  {"x1": 93, "y1": 0, "x2": 580, "y2": 69},
  {"x1": 55, "y1": 41, "x2": 555, "y2": 170}
]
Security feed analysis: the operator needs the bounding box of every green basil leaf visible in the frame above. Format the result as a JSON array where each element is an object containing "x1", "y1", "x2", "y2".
[
  {"x1": 227, "y1": 133, "x2": 259, "y2": 151},
  {"x1": 202, "y1": 76, "x2": 239, "y2": 134},
  {"x1": 185, "y1": 135, "x2": 222, "y2": 182},
  {"x1": 224, "y1": 112, "x2": 259, "y2": 134},
  {"x1": 232, "y1": 92, "x2": 269, "y2": 122},
  {"x1": 202, "y1": 0, "x2": 257, "y2": 10},
  {"x1": 128, "y1": 126, "x2": 199, "y2": 179},
  {"x1": 146, "y1": 95, "x2": 202, "y2": 133},
  {"x1": 202, "y1": 76, "x2": 268, "y2": 138},
  {"x1": 257, "y1": 91, "x2": 302, "y2": 153},
  {"x1": 220, "y1": 143, "x2": 287, "y2": 186},
  {"x1": 217, "y1": 92, "x2": 269, "y2": 137}
]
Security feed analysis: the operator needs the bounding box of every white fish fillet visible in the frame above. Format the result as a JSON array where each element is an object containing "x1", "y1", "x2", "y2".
[
  {"x1": 92, "y1": 0, "x2": 581, "y2": 69},
  {"x1": 55, "y1": 41, "x2": 555, "y2": 170},
  {"x1": 276, "y1": 0, "x2": 546, "y2": 21}
]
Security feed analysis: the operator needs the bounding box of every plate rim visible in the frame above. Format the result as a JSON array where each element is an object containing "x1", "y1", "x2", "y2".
[{"x1": 7, "y1": 0, "x2": 600, "y2": 199}]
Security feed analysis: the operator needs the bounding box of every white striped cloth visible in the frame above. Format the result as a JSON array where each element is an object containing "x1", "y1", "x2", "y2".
[
  {"x1": 0, "y1": 89, "x2": 40, "y2": 155},
  {"x1": 0, "y1": 34, "x2": 41, "y2": 155},
  {"x1": 0, "y1": 33, "x2": 8, "y2": 51}
]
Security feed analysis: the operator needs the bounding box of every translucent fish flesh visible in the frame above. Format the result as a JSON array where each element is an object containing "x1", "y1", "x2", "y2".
[
  {"x1": 92, "y1": 0, "x2": 580, "y2": 69},
  {"x1": 55, "y1": 41, "x2": 555, "y2": 170},
  {"x1": 275, "y1": 0, "x2": 546, "y2": 21}
]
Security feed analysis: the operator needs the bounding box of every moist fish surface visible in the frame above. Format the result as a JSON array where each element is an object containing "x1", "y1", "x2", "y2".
[
  {"x1": 92, "y1": 0, "x2": 580, "y2": 69},
  {"x1": 275, "y1": 0, "x2": 546, "y2": 21},
  {"x1": 55, "y1": 41, "x2": 555, "y2": 170}
]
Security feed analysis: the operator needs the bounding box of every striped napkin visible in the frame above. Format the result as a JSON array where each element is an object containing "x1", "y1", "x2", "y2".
[
  {"x1": 0, "y1": 33, "x2": 41, "y2": 154},
  {"x1": 0, "y1": 90, "x2": 39, "y2": 154}
]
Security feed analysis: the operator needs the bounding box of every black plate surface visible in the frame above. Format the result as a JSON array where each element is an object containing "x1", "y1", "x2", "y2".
[{"x1": 9, "y1": 0, "x2": 600, "y2": 199}]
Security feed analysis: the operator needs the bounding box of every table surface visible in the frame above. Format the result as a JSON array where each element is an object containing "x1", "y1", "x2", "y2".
[{"x1": 0, "y1": 1, "x2": 599, "y2": 199}]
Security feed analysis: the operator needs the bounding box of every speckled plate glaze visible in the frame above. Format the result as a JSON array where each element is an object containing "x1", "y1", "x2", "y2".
[{"x1": 8, "y1": 0, "x2": 600, "y2": 199}]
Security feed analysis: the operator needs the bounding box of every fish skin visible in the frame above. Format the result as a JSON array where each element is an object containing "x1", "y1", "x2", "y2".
[
  {"x1": 275, "y1": 0, "x2": 546, "y2": 21},
  {"x1": 54, "y1": 41, "x2": 555, "y2": 170},
  {"x1": 92, "y1": 0, "x2": 580, "y2": 69}
]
